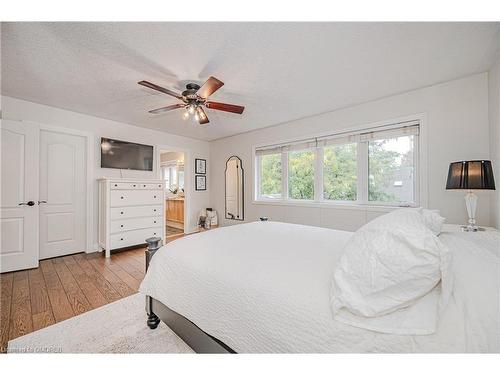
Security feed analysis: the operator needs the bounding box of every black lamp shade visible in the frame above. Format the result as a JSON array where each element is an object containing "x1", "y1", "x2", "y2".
[{"x1": 446, "y1": 160, "x2": 496, "y2": 190}]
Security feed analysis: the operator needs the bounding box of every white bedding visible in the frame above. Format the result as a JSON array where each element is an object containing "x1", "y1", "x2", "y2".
[{"x1": 139, "y1": 221, "x2": 500, "y2": 353}]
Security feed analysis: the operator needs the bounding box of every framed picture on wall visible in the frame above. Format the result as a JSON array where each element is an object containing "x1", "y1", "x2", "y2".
[
  {"x1": 195, "y1": 175, "x2": 206, "y2": 191},
  {"x1": 195, "y1": 158, "x2": 206, "y2": 174}
]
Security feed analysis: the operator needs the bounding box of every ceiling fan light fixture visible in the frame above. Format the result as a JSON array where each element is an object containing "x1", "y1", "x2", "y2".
[
  {"x1": 138, "y1": 76, "x2": 244, "y2": 125},
  {"x1": 195, "y1": 106, "x2": 206, "y2": 120}
]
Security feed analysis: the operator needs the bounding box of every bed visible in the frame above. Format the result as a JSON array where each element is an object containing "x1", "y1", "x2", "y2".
[{"x1": 139, "y1": 221, "x2": 500, "y2": 353}]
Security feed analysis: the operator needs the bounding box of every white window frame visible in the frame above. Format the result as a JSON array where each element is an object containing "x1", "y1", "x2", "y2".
[{"x1": 253, "y1": 114, "x2": 427, "y2": 209}]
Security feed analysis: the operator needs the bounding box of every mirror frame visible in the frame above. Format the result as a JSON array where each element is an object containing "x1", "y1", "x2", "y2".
[{"x1": 224, "y1": 155, "x2": 244, "y2": 221}]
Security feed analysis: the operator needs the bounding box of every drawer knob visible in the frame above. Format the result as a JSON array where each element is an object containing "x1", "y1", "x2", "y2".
[
  {"x1": 120, "y1": 224, "x2": 124, "y2": 227},
  {"x1": 121, "y1": 211, "x2": 124, "y2": 214},
  {"x1": 143, "y1": 185, "x2": 146, "y2": 187},
  {"x1": 120, "y1": 196, "x2": 124, "y2": 199},
  {"x1": 153, "y1": 209, "x2": 156, "y2": 212},
  {"x1": 133, "y1": 184, "x2": 136, "y2": 187},
  {"x1": 153, "y1": 232, "x2": 156, "y2": 235},
  {"x1": 114, "y1": 184, "x2": 117, "y2": 187},
  {"x1": 154, "y1": 195, "x2": 156, "y2": 198},
  {"x1": 120, "y1": 238, "x2": 123, "y2": 241},
  {"x1": 153, "y1": 221, "x2": 156, "y2": 224}
]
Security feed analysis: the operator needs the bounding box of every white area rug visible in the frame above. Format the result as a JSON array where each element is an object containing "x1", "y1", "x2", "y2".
[{"x1": 8, "y1": 293, "x2": 194, "y2": 353}]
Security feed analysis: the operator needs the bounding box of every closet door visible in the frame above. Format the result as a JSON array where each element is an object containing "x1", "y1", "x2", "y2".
[
  {"x1": 39, "y1": 130, "x2": 87, "y2": 259},
  {"x1": 0, "y1": 120, "x2": 39, "y2": 272}
]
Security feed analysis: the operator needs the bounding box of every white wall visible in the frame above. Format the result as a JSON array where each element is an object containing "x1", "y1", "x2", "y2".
[
  {"x1": 1, "y1": 95, "x2": 210, "y2": 249},
  {"x1": 489, "y1": 59, "x2": 500, "y2": 229},
  {"x1": 210, "y1": 73, "x2": 491, "y2": 231}
]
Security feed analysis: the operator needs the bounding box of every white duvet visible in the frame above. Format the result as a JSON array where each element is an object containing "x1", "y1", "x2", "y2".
[{"x1": 139, "y1": 221, "x2": 500, "y2": 353}]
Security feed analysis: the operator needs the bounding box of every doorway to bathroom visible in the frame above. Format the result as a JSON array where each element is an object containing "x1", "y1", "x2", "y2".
[{"x1": 160, "y1": 150, "x2": 186, "y2": 240}]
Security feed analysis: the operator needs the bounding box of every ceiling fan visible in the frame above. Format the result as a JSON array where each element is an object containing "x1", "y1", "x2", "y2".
[{"x1": 138, "y1": 76, "x2": 244, "y2": 125}]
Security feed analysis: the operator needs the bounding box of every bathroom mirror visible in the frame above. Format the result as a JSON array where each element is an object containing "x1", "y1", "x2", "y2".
[{"x1": 225, "y1": 156, "x2": 244, "y2": 220}]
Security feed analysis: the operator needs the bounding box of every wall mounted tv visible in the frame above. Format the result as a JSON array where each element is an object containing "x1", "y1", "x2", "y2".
[{"x1": 100, "y1": 138, "x2": 154, "y2": 171}]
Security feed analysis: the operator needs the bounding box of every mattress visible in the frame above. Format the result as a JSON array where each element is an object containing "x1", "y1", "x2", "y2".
[{"x1": 139, "y1": 221, "x2": 500, "y2": 353}]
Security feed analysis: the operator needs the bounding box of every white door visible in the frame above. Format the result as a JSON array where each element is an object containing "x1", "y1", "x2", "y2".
[
  {"x1": 39, "y1": 130, "x2": 87, "y2": 259},
  {"x1": 0, "y1": 120, "x2": 39, "y2": 272}
]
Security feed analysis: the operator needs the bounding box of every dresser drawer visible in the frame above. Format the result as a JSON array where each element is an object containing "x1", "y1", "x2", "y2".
[
  {"x1": 139, "y1": 182, "x2": 163, "y2": 190},
  {"x1": 110, "y1": 190, "x2": 162, "y2": 207},
  {"x1": 110, "y1": 182, "x2": 163, "y2": 190},
  {"x1": 110, "y1": 227, "x2": 163, "y2": 250},
  {"x1": 110, "y1": 205, "x2": 162, "y2": 220},
  {"x1": 110, "y1": 182, "x2": 141, "y2": 189},
  {"x1": 110, "y1": 216, "x2": 162, "y2": 233}
]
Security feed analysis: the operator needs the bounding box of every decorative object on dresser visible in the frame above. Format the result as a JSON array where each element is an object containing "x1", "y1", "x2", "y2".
[
  {"x1": 98, "y1": 178, "x2": 165, "y2": 257},
  {"x1": 446, "y1": 160, "x2": 496, "y2": 232},
  {"x1": 195, "y1": 158, "x2": 207, "y2": 174}
]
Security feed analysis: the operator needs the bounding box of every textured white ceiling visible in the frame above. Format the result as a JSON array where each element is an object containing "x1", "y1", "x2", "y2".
[{"x1": 2, "y1": 22, "x2": 500, "y2": 141}]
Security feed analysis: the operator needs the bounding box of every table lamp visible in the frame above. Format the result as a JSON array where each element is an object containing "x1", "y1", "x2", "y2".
[{"x1": 446, "y1": 160, "x2": 495, "y2": 231}]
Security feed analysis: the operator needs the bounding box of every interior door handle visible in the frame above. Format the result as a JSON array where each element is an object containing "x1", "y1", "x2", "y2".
[
  {"x1": 38, "y1": 200, "x2": 47, "y2": 205},
  {"x1": 19, "y1": 201, "x2": 36, "y2": 206}
]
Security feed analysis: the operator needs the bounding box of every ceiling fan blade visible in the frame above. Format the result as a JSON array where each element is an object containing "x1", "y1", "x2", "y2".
[
  {"x1": 196, "y1": 106, "x2": 210, "y2": 125},
  {"x1": 205, "y1": 101, "x2": 245, "y2": 114},
  {"x1": 148, "y1": 103, "x2": 185, "y2": 114},
  {"x1": 196, "y1": 76, "x2": 224, "y2": 98},
  {"x1": 138, "y1": 80, "x2": 183, "y2": 99}
]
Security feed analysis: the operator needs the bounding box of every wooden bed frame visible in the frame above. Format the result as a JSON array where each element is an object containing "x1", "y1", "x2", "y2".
[{"x1": 144, "y1": 238, "x2": 235, "y2": 353}]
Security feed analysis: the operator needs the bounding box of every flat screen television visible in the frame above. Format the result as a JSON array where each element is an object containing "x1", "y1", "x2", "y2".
[{"x1": 100, "y1": 138, "x2": 154, "y2": 171}]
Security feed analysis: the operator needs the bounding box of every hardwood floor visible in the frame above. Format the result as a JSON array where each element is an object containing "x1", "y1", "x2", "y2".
[
  {"x1": 166, "y1": 225, "x2": 184, "y2": 237},
  {"x1": 0, "y1": 244, "x2": 163, "y2": 353}
]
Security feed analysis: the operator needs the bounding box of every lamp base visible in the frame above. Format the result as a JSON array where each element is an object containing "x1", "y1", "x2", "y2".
[{"x1": 463, "y1": 191, "x2": 480, "y2": 232}]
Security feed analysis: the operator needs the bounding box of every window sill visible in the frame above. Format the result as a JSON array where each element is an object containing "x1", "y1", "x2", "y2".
[{"x1": 252, "y1": 199, "x2": 416, "y2": 212}]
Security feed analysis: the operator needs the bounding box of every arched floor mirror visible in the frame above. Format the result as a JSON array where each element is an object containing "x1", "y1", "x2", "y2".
[{"x1": 225, "y1": 156, "x2": 244, "y2": 221}]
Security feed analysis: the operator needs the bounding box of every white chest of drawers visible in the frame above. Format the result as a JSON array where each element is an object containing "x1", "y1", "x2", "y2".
[{"x1": 98, "y1": 178, "x2": 165, "y2": 258}]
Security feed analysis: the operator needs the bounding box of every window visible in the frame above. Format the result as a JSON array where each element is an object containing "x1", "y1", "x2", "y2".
[
  {"x1": 255, "y1": 121, "x2": 419, "y2": 207},
  {"x1": 258, "y1": 153, "x2": 282, "y2": 199},
  {"x1": 288, "y1": 149, "x2": 315, "y2": 200},
  {"x1": 162, "y1": 164, "x2": 179, "y2": 191},
  {"x1": 323, "y1": 143, "x2": 357, "y2": 201},
  {"x1": 178, "y1": 170, "x2": 185, "y2": 190},
  {"x1": 368, "y1": 135, "x2": 415, "y2": 204}
]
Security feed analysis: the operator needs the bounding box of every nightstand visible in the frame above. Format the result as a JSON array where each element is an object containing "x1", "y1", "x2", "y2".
[{"x1": 442, "y1": 224, "x2": 498, "y2": 232}]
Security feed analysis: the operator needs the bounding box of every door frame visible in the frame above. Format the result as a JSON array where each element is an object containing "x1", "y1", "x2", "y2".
[
  {"x1": 155, "y1": 145, "x2": 192, "y2": 234},
  {"x1": 33, "y1": 122, "x2": 95, "y2": 253}
]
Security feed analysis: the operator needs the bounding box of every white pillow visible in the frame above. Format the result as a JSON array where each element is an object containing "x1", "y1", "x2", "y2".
[
  {"x1": 420, "y1": 209, "x2": 445, "y2": 236},
  {"x1": 331, "y1": 208, "x2": 450, "y2": 320}
]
